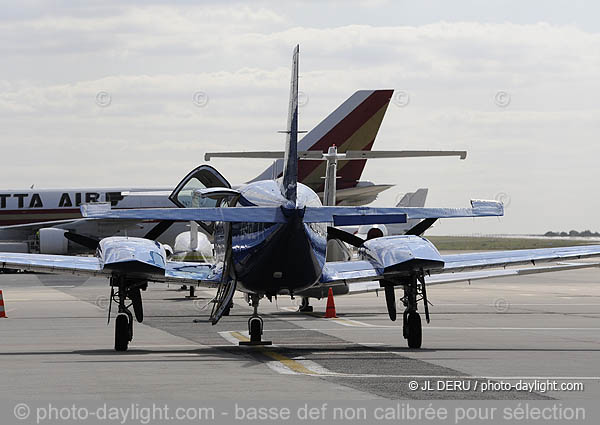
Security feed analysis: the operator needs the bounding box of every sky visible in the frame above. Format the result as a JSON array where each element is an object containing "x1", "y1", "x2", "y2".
[{"x1": 0, "y1": 0, "x2": 599, "y2": 235}]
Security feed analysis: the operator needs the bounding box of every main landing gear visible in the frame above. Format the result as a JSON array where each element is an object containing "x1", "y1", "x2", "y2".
[
  {"x1": 239, "y1": 294, "x2": 271, "y2": 346},
  {"x1": 110, "y1": 277, "x2": 146, "y2": 352},
  {"x1": 383, "y1": 271, "x2": 430, "y2": 349},
  {"x1": 298, "y1": 296, "x2": 313, "y2": 313}
]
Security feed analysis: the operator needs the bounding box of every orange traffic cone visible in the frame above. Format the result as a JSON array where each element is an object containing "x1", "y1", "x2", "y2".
[
  {"x1": 324, "y1": 287, "x2": 337, "y2": 318},
  {"x1": 0, "y1": 290, "x2": 6, "y2": 318}
]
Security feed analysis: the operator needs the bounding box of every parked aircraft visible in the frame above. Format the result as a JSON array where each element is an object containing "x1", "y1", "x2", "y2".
[{"x1": 2, "y1": 46, "x2": 599, "y2": 353}]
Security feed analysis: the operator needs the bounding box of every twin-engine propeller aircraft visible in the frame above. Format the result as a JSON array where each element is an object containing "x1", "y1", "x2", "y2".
[{"x1": 2, "y1": 46, "x2": 600, "y2": 352}]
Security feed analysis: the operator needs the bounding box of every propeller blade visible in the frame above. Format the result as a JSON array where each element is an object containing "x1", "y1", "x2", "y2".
[
  {"x1": 64, "y1": 232, "x2": 100, "y2": 250},
  {"x1": 327, "y1": 226, "x2": 365, "y2": 248},
  {"x1": 143, "y1": 220, "x2": 175, "y2": 240},
  {"x1": 405, "y1": 218, "x2": 438, "y2": 236}
]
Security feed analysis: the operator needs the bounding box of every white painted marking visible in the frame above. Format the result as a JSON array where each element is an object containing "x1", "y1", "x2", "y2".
[
  {"x1": 133, "y1": 344, "x2": 203, "y2": 349},
  {"x1": 260, "y1": 326, "x2": 600, "y2": 332},
  {"x1": 281, "y1": 307, "x2": 298, "y2": 312},
  {"x1": 332, "y1": 317, "x2": 377, "y2": 327},
  {"x1": 281, "y1": 373, "x2": 600, "y2": 379}
]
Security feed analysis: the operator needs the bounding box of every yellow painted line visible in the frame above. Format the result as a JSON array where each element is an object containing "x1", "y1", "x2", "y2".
[
  {"x1": 260, "y1": 351, "x2": 317, "y2": 375},
  {"x1": 230, "y1": 331, "x2": 249, "y2": 342},
  {"x1": 227, "y1": 331, "x2": 317, "y2": 375}
]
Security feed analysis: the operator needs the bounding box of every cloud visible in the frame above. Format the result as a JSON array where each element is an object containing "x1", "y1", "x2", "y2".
[{"x1": 0, "y1": 4, "x2": 599, "y2": 234}]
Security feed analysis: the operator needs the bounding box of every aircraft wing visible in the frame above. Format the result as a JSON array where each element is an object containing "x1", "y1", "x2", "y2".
[
  {"x1": 163, "y1": 261, "x2": 222, "y2": 286},
  {"x1": 439, "y1": 245, "x2": 600, "y2": 273},
  {"x1": 0, "y1": 252, "x2": 222, "y2": 285},
  {"x1": 321, "y1": 245, "x2": 600, "y2": 285},
  {"x1": 0, "y1": 252, "x2": 105, "y2": 276},
  {"x1": 342, "y1": 262, "x2": 600, "y2": 295},
  {"x1": 0, "y1": 218, "x2": 80, "y2": 231}
]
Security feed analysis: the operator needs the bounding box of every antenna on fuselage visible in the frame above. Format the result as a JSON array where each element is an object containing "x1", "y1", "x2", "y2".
[{"x1": 281, "y1": 44, "x2": 299, "y2": 205}]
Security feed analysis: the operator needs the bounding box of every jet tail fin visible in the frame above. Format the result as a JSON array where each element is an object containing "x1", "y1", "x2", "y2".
[
  {"x1": 249, "y1": 89, "x2": 394, "y2": 191},
  {"x1": 396, "y1": 188, "x2": 428, "y2": 207},
  {"x1": 281, "y1": 44, "x2": 299, "y2": 204}
]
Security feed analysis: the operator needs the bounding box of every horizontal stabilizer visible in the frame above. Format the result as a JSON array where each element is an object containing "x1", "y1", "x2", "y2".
[
  {"x1": 205, "y1": 150, "x2": 466, "y2": 161},
  {"x1": 205, "y1": 151, "x2": 323, "y2": 160},
  {"x1": 343, "y1": 150, "x2": 466, "y2": 160},
  {"x1": 305, "y1": 201, "x2": 503, "y2": 222},
  {"x1": 83, "y1": 206, "x2": 289, "y2": 223},
  {"x1": 332, "y1": 214, "x2": 407, "y2": 226},
  {"x1": 82, "y1": 200, "x2": 503, "y2": 225}
]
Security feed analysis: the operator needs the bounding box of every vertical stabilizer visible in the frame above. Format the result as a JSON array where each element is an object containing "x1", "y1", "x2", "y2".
[
  {"x1": 396, "y1": 188, "x2": 428, "y2": 207},
  {"x1": 281, "y1": 45, "x2": 299, "y2": 204},
  {"x1": 250, "y1": 89, "x2": 393, "y2": 194}
]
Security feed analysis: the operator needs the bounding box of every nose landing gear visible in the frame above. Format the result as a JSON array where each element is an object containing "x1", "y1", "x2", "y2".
[{"x1": 239, "y1": 294, "x2": 272, "y2": 346}]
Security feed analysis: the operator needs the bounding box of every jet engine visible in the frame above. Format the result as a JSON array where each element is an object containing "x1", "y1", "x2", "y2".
[{"x1": 39, "y1": 228, "x2": 69, "y2": 254}]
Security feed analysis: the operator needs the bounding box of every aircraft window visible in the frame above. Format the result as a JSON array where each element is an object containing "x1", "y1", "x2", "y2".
[{"x1": 175, "y1": 178, "x2": 217, "y2": 208}]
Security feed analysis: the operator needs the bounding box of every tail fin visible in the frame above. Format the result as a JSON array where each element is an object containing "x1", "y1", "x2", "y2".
[
  {"x1": 250, "y1": 89, "x2": 394, "y2": 191},
  {"x1": 396, "y1": 188, "x2": 428, "y2": 207},
  {"x1": 281, "y1": 44, "x2": 299, "y2": 204}
]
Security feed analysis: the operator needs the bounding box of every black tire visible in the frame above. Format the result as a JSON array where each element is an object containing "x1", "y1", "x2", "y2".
[
  {"x1": 249, "y1": 317, "x2": 262, "y2": 342},
  {"x1": 406, "y1": 312, "x2": 422, "y2": 349},
  {"x1": 115, "y1": 314, "x2": 130, "y2": 352}
]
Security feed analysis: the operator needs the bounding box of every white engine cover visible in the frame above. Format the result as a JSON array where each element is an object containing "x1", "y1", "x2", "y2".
[
  {"x1": 356, "y1": 224, "x2": 389, "y2": 240},
  {"x1": 172, "y1": 231, "x2": 214, "y2": 262},
  {"x1": 39, "y1": 228, "x2": 68, "y2": 254}
]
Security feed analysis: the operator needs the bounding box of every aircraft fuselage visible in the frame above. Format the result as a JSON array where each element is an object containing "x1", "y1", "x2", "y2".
[{"x1": 218, "y1": 180, "x2": 327, "y2": 296}]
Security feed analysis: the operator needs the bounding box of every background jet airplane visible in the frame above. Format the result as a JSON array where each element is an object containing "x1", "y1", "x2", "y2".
[
  {"x1": 2, "y1": 45, "x2": 600, "y2": 353},
  {"x1": 0, "y1": 89, "x2": 396, "y2": 255}
]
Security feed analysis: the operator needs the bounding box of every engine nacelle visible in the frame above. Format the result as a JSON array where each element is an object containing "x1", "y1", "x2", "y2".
[
  {"x1": 172, "y1": 231, "x2": 214, "y2": 262},
  {"x1": 356, "y1": 224, "x2": 389, "y2": 240},
  {"x1": 39, "y1": 228, "x2": 68, "y2": 254}
]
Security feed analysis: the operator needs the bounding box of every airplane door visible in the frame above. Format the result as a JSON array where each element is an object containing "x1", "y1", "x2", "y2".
[
  {"x1": 169, "y1": 165, "x2": 231, "y2": 208},
  {"x1": 169, "y1": 165, "x2": 233, "y2": 235},
  {"x1": 169, "y1": 165, "x2": 238, "y2": 324}
]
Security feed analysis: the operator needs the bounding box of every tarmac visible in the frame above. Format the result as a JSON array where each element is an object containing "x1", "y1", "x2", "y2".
[{"x1": 1, "y1": 267, "x2": 599, "y2": 401}]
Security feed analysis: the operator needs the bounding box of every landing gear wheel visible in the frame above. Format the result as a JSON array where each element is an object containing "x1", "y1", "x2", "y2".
[
  {"x1": 115, "y1": 314, "x2": 130, "y2": 351},
  {"x1": 239, "y1": 295, "x2": 272, "y2": 346},
  {"x1": 406, "y1": 312, "x2": 422, "y2": 349},
  {"x1": 249, "y1": 316, "x2": 262, "y2": 342},
  {"x1": 298, "y1": 297, "x2": 313, "y2": 313}
]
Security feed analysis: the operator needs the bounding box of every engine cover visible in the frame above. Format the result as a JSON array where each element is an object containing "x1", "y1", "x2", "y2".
[{"x1": 39, "y1": 228, "x2": 68, "y2": 254}]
